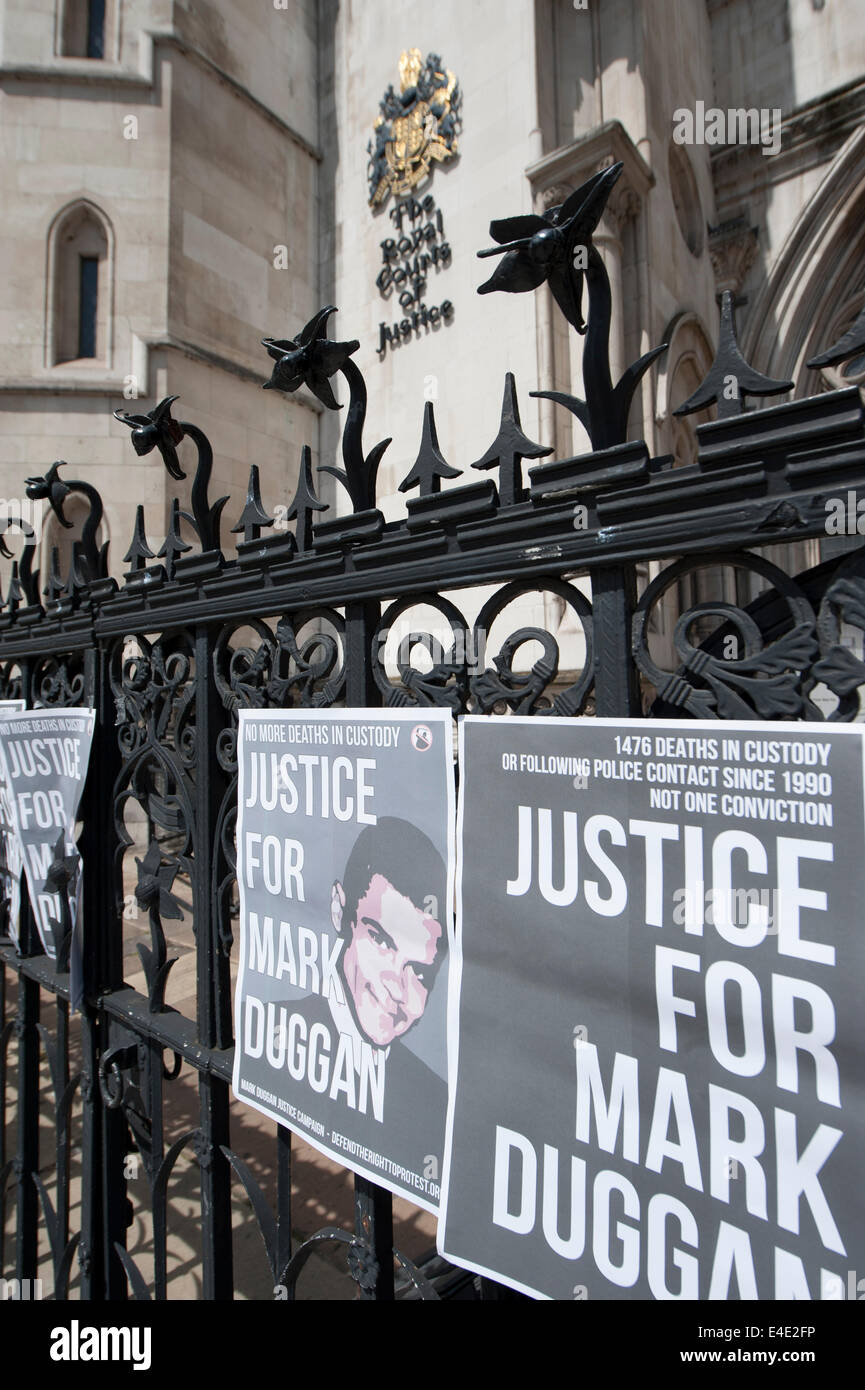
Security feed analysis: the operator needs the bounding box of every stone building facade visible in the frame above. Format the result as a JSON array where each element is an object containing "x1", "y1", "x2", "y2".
[
  {"x1": 1, "y1": 0, "x2": 863, "y2": 662},
  {"x1": 1, "y1": 0, "x2": 321, "y2": 574}
]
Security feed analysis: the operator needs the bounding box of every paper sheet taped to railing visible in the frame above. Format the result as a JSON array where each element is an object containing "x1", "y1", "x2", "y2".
[
  {"x1": 439, "y1": 716, "x2": 865, "y2": 1300},
  {"x1": 0, "y1": 708, "x2": 94, "y2": 968},
  {"x1": 233, "y1": 709, "x2": 455, "y2": 1213}
]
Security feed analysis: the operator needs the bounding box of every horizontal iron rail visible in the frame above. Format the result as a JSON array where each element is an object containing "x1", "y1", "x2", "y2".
[
  {"x1": 0, "y1": 390, "x2": 860, "y2": 657},
  {"x1": 99, "y1": 987, "x2": 233, "y2": 1082},
  {"x1": 0, "y1": 943, "x2": 70, "y2": 1001}
]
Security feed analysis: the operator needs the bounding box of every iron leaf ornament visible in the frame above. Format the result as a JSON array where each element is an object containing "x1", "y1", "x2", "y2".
[
  {"x1": 134, "y1": 839, "x2": 182, "y2": 1015},
  {"x1": 44, "y1": 832, "x2": 80, "y2": 969},
  {"x1": 480, "y1": 163, "x2": 667, "y2": 451},
  {"x1": 45, "y1": 836, "x2": 80, "y2": 896},
  {"x1": 113, "y1": 396, "x2": 185, "y2": 478},
  {"x1": 811, "y1": 576, "x2": 865, "y2": 716},
  {"x1": 44, "y1": 546, "x2": 63, "y2": 603},
  {"x1": 0, "y1": 517, "x2": 40, "y2": 608},
  {"x1": 263, "y1": 306, "x2": 391, "y2": 515},
  {"x1": 115, "y1": 396, "x2": 229, "y2": 555},
  {"x1": 478, "y1": 163, "x2": 621, "y2": 334},
  {"x1": 4, "y1": 562, "x2": 22, "y2": 614},
  {"x1": 25, "y1": 459, "x2": 71, "y2": 518},
  {"x1": 135, "y1": 840, "x2": 183, "y2": 921},
  {"x1": 262, "y1": 306, "x2": 359, "y2": 411},
  {"x1": 123, "y1": 505, "x2": 156, "y2": 574},
  {"x1": 157, "y1": 498, "x2": 192, "y2": 579}
]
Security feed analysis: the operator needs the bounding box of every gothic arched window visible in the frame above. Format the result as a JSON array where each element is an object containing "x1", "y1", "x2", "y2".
[{"x1": 47, "y1": 202, "x2": 112, "y2": 367}]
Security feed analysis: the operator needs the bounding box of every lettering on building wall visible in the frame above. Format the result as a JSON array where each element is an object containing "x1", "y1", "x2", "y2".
[{"x1": 376, "y1": 194, "x2": 454, "y2": 359}]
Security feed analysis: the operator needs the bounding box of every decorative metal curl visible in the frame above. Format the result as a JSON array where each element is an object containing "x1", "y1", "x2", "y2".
[
  {"x1": 210, "y1": 610, "x2": 344, "y2": 959},
  {"x1": 98, "y1": 1040, "x2": 140, "y2": 1110},
  {"x1": 213, "y1": 609, "x2": 346, "y2": 748},
  {"x1": 634, "y1": 552, "x2": 819, "y2": 720},
  {"x1": 110, "y1": 634, "x2": 195, "y2": 758},
  {"x1": 273, "y1": 613, "x2": 346, "y2": 708},
  {"x1": 469, "y1": 578, "x2": 594, "y2": 716},
  {"x1": 162, "y1": 1050, "x2": 183, "y2": 1082},
  {"x1": 0, "y1": 660, "x2": 23, "y2": 703},
  {"x1": 0, "y1": 517, "x2": 40, "y2": 608},
  {"x1": 114, "y1": 749, "x2": 193, "y2": 872},
  {"x1": 809, "y1": 547, "x2": 865, "y2": 720},
  {"x1": 25, "y1": 461, "x2": 108, "y2": 582},
  {"x1": 373, "y1": 594, "x2": 470, "y2": 711},
  {"x1": 31, "y1": 655, "x2": 87, "y2": 708},
  {"x1": 213, "y1": 785, "x2": 238, "y2": 956},
  {"x1": 346, "y1": 1240, "x2": 380, "y2": 1292}
]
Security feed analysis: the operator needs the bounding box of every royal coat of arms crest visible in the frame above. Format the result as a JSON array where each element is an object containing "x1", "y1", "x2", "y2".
[{"x1": 367, "y1": 49, "x2": 462, "y2": 208}]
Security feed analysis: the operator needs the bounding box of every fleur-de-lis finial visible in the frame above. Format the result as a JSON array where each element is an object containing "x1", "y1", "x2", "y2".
[
  {"x1": 807, "y1": 300, "x2": 865, "y2": 371},
  {"x1": 471, "y1": 374, "x2": 551, "y2": 506},
  {"x1": 123, "y1": 505, "x2": 156, "y2": 574},
  {"x1": 283, "y1": 446, "x2": 327, "y2": 552},
  {"x1": 674, "y1": 292, "x2": 793, "y2": 420},
  {"x1": 157, "y1": 498, "x2": 192, "y2": 579},
  {"x1": 399, "y1": 402, "x2": 461, "y2": 498},
  {"x1": 231, "y1": 466, "x2": 274, "y2": 545}
]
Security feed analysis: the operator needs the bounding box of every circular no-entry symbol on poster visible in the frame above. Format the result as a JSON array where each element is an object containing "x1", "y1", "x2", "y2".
[{"x1": 411, "y1": 724, "x2": 433, "y2": 751}]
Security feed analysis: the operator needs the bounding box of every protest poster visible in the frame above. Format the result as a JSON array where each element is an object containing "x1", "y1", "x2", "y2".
[
  {"x1": 439, "y1": 715, "x2": 865, "y2": 1300},
  {"x1": 0, "y1": 709, "x2": 94, "y2": 982},
  {"x1": 0, "y1": 699, "x2": 26, "y2": 945},
  {"x1": 233, "y1": 709, "x2": 455, "y2": 1212}
]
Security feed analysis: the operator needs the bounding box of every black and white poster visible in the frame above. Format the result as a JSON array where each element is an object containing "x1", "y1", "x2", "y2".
[
  {"x1": 440, "y1": 715, "x2": 865, "y2": 1299},
  {"x1": 0, "y1": 698, "x2": 26, "y2": 947},
  {"x1": 233, "y1": 709, "x2": 455, "y2": 1213},
  {"x1": 0, "y1": 708, "x2": 94, "y2": 974}
]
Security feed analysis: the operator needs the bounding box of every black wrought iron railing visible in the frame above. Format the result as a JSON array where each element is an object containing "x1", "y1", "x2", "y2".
[{"x1": 2, "y1": 164, "x2": 865, "y2": 1299}]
